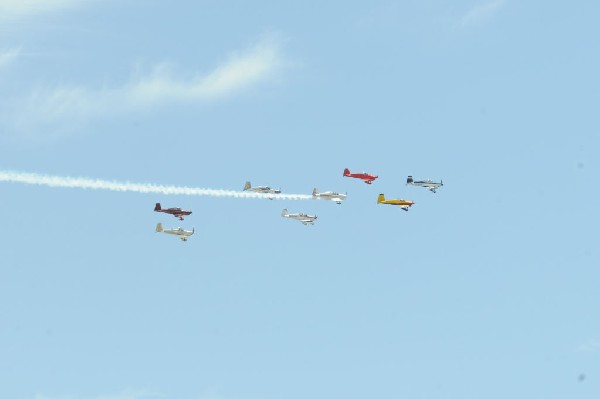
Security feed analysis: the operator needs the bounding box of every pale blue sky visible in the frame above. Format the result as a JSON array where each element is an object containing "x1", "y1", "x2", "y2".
[{"x1": 0, "y1": 1, "x2": 598, "y2": 399}]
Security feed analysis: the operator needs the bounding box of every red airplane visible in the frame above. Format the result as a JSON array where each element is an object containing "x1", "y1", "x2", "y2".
[
  {"x1": 343, "y1": 168, "x2": 378, "y2": 184},
  {"x1": 154, "y1": 203, "x2": 192, "y2": 220}
]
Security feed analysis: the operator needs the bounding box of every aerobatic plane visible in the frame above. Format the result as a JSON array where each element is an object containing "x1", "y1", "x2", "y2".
[
  {"x1": 406, "y1": 176, "x2": 443, "y2": 193},
  {"x1": 377, "y1": 194, "x2": 415, "y2": 211},
  {"x1": 154, "y1": 203, "x2": 192, "y2": 220},
  {"x1": 343, "y1": 168, "x2": 378, "y2": 184},
  {"x1": 312, "y1": 188, "x2": 346, "y2": 204},
  {"x1": 155, "y1": 223, "x2": 194, "y2": 241},
  {"x1": 243, "y1": 181, "x2": 281, "y2": 197},
  {"x1": 281, "y1": 209, "x2": 317, "y2": 225}
]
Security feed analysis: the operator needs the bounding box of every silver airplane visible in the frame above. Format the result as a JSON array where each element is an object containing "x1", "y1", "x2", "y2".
[
  {"x1": 281, "y1": 209, "x2": 317, "y2": 225},
  {"x1": 243, "y1": 181, "x2": 281, "y2": 196},
  {"x1": 312, "y1": 188, "x2": 346, "y2": 204},
  {"x1": 155, "y1": 223, "x2": 194, "y2": 241},
  {"x1": 406, "y1": 175, "x2": 443, "y2": 193}
]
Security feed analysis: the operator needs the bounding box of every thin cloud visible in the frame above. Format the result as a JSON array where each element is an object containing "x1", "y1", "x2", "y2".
[
  {"x1": 459, "y1": 0, "x2": 505, "y2": 27},
  {"x1": 577, "y1": 339, "x2": 600, "y2": 353},
  {"x1": 9, "y1": 36, "x2": 284, "y2": 134},
  {"x1": 0, "y1": 0, "x2": 82, "y2": 20},
  {"x1": 0, "y1": 47, "x2": 20, "y2": 67},
  {"x1": 128, "y1": 38, "x2": 282, "y2": 105},
  {"x1": 34, "y1": 390, "x2": 161, "y2": 399}
]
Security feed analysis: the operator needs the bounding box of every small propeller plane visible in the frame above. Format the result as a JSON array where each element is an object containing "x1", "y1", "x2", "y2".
[
  {"x1": 343, "y1": 168, "x2": 378, "y2": 184},
  {"x1": 243, "y1": 181, "x2": 281, "y2": 198},
  {"x1": 155, "y1": 223, "x2": 194, "y2": 241},
  {"x1": 312, "y1": 188, "x2": 346, "y2": 204},
  {"x1": 281, "y1": 209, "x2": 317, "y2": 225},
  {"x1": 154, "y1": 203, "x2": 192, "y2": 220},
  {"x1": 406, "y1": 176, "x2": 443, "y2": 193},
  {"x1": 377, "y1": 194, "x2": 415, "y2": 211}
]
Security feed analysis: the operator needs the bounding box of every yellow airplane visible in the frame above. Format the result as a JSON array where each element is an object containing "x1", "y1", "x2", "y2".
[{"x1": 377, "y1": 193, "x2": 415, "y2": 211}]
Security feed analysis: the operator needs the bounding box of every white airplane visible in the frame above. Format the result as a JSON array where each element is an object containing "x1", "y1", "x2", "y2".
[
  {"x1": 312, "y1": 188, "x2": 346, "y2": 204},
  {"x1": 155, "y1": 223, "x2": 194, "y2": 241},
  {"x1": 281, "y1": 209, "x2": 317, "y2": 225},
  {"x1": 406, "y1": 175, "x2": 443, "y2": 193},
  {"x1": 243, "y1": 181, "x2": 281, "y2": 196}
]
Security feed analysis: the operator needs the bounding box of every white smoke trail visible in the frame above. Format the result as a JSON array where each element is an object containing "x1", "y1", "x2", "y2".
[{"x1": 0, "y1": 170, "x2": 312, "y2": 200}]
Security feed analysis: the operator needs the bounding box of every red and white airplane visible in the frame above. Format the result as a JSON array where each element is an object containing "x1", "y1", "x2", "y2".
[
  {"x1": 154, "y1": 203, "x2": 192, "y2": 220},
  {"x1": 343, "y1": 168, "x2": 378, "y2": 184}
]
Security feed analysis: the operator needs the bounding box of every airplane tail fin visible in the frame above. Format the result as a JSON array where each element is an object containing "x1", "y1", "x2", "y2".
[
  {"x1": 377, "y1": 194, "x2": 385, "y2": 203},
  {"x1": 312, "y1": 188, "x2": 318, "y2": 197},
  {"x1": 406, "y1": 176, "x2": 414, "y2": 185},
  {"x1": 154, "y1": 203, "x2": 161, "y2": 211},
  {"x1": 243, "y1": 181, "x2": 251, "y2": 191},
  {"x1": 155, "y1": 223, "x2": 163, "y2": 232},
  {"x1": 281, "y1": 209, "x2": 289, "y2": 217},
  {"x1": 343, "y1": 168, "x2": 350, "y2": 176}
]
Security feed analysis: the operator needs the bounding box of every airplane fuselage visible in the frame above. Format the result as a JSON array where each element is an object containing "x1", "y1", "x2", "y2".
[
  {"x1": 281, "y1": 209, "x2": 317, "y2": 225},
  {"x1": 312, "y1": 189, "x2": 346, "y2": 204},
  {"x1": 243, "y1": 182, "x2": 281, "y2": 195},
  {"x1": 377, "y1": 194, "x2": 415, "y2": 211},
  {"x1": 156, "y1": 223, "x2": 194, "y2": 241},
  {"x1": 381, "y1": 199, "x2": 414, "y2": 206},
  {"x1": 163, "y1": 229, "x2": 193, "y2": 240},
  {"x1": 406, "y1": 176, "x2": 443, "y2": 193},
  {"x1": 249, "y1": 187, "x2": 281, "y2": 194},
  {"x1": 343, "y1": 168, "x2": 378, "y2": 184},
  {"x1": 154, "y1": 203, "x2": 192, "y2": 220},
  {"x1": 157, "y1": 209, "x2": 192, "y2": 220}
]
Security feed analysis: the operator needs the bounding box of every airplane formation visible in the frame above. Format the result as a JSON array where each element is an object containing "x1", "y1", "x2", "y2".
[{"x1": 154, "y1": 169, "x2": 444, "y2": 241}]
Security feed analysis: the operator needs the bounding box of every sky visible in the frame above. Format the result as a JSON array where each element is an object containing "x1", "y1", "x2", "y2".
[{"x1": 0, "y1": 1, "x2": 599, "y2": 398}]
